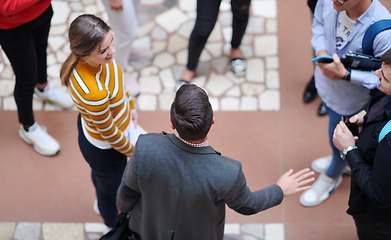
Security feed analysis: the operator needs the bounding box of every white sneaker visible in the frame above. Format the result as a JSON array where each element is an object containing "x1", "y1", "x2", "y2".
[
  {"x1": 311, "y1": 155, "x2": 351, "y2": 175},
  {"x1": 299, "y1": 172, "x2": 342, "y2": 207},
  {"x1": 34, "y1": 84, "x2": 74, "y2": 109},
  {"x1": 19, "y1": 122, "x2": 60, "y2": 156},
  {"x1": 93, "y1": 199, "x2": 100, "y2": 215}
]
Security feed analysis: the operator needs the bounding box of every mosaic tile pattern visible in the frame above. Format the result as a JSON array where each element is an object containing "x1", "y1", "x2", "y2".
[
  {"x1": 0, "y1": 0, "x2": 279, "y2": 111},
  {"x1": 0, "y1": 222, "x2": 284, "y2": 240}
]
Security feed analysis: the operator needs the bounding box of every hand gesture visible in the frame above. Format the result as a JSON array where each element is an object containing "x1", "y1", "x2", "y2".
[
  {"x1": 316, "y1": 53, "x2": 347, "y2": 80},
  {"x1": 333, "y1": 121, "x2": 357, "y2": 151},
  {"x1": 276, "y1": 168, "x2": 315, "y2": 197}
]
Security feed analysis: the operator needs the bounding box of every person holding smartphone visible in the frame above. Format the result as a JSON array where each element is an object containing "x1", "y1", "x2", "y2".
[
  {"x1": 299, "y1": 0, "x2": 391, "y2": 207},
  {"x1": 332, "y1": 49, "x2": 391, "y2": 239}
]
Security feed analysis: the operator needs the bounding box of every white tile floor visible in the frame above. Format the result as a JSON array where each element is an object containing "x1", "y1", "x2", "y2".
[{"x1": 0, "y1": 0, "x2": 280, "y2": 112}]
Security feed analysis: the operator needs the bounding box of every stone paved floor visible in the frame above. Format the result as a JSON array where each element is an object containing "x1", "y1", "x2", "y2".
[
  {"x1": 0, "y1": 0, "x2": 284, "y2": 239},
  {"x1": 0, "y1": 222, "x2": 284, "y2": 240},
  {"x1": 0, "y1": 0, "x2": 280, "y2": 112}
]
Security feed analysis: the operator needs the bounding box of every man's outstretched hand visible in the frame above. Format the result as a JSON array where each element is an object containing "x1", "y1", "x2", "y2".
[{"x1": 276, "y1": 168, "x2": 315, "y2": 196}]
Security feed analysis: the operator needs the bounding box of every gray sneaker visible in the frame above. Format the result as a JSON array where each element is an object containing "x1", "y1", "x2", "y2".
[
  {"x1": 311, "y1": 155, "x2": 351, "y2": 175},
  {"x1": 230, "y1": 58, "x2": 247, "y2": 77}
]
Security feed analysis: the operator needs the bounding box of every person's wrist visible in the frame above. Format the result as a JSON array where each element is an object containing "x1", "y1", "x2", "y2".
[{"x1": 342, "y1": 69, "x2": 351, "y2": 81}]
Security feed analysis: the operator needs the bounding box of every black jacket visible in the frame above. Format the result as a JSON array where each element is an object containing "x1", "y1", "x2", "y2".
[{"x1": 346, "y1": 92, "x2": 391, "y2": 223}]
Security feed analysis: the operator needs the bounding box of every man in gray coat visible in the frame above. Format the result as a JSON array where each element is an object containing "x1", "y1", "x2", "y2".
[{"x1": 116, "y1": 84, "x2": 315, "y2": 240}]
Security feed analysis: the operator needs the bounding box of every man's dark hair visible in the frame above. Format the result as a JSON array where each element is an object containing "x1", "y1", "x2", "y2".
[
  {"x1": 170, "y1": 84, "x2": 213, "y2": 141},
  {"x1": 381, "y1": 48, "x2": 391, "y2": 65}
]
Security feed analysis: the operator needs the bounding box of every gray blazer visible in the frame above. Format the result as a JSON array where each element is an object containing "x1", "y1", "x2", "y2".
[{"x1": 117, "y1": 132, "x2": 284, "y2": 240}]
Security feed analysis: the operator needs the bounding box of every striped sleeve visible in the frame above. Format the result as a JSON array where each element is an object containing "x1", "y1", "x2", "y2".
[{"x1": 69, "y1": 63, "x2": 134, "y2": 156}]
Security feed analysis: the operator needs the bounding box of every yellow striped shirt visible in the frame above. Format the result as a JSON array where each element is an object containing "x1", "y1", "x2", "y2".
[{"x1": 69, "y1": 60, "x2": 134, "y2": 156}]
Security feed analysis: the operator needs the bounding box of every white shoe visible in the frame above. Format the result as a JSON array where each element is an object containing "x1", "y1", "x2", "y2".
[
  {"x1": 93, "y1": 199, "x2": 100, "y2": 215},
  {"x1": 299, "y1": 172, "x2": 342, "y2": 207},
  {"x1": 311, "y1": 155, "x2": 351, "y2": 175},
  {"x1": 34, "y1": 84, "x2": 74, "y2": 109},
  {"x1": 19, "y1": 122, "x2": 60, "y2": 156}
]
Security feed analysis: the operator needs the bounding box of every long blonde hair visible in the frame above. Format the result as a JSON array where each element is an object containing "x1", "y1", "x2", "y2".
[{"x1": 60, "y1": 14, "x2": 110, "y2": 86}]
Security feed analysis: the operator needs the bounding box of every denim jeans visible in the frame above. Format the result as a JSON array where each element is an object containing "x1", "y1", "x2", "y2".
[{"x1": 325, "y1": 106, "x2": 348, "y2": 178}]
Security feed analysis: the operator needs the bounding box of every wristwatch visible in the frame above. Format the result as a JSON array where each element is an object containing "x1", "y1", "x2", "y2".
[{"x1": 340, "y1": 146, "x2": 357, "y2": 160}]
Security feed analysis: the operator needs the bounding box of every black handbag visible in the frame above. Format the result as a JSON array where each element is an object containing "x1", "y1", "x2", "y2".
[{"x1": 100, "y1": 213, "x2": 134, "y2": 240}]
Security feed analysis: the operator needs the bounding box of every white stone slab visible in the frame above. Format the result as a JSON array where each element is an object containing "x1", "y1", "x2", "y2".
[
  {"x1": 85, "y1": 223, "x2": 110, "y2": 233},
  {"x1": 252, "y1": 0, "x2": 277, "y2": 18},
  {"x1": 221, "y1": 97, "x2": 240, "y2": 111},
  {"x1": 224, "y1": 223, "x2": 240, "y2": 235},
  {"x1": 199, "y1": 50, "x2": 212, "y2": 62},
  {"x1": 42, "y1": 223, "x2": 84, "y2": 240},
  {"x1": 159, "y1": 68, "x2": 176, "y2": 90},
  {"x1": 222, "y1": 26, "x2": 232, "y2": 43},
  {"x1": 138, "y1": 21, "x2": 155, "y2": 38},
  {"x1": 254, "y1": 35, "x2": 278, "y2": 57},
  {"x1": 0, "y1": 222, "x2": 15, "y2": 240},
  {"x1": 14, "y1": 222, "x2": 41, "y2": 240},
  {"x1": 176, "y1": 49, "x2": 188, "y2": 65},
  {"x1": 265, "y1": 223, "x2": 285, "y2": 240},
  {"x1": 52, "y1": 1, "x2": 70, "y2": 25},
  {"x1": 220, "y1": 0, "x2": 231, "y2": 11},
  {"x1": 208, "y1": 23, "x2": 223, "y2": 42},
  {"x1": 155, "y1": 8, "x2": 189, "y2": 33},
  {"x1": 240, "y1": 96, "x2": 258, "y2": 111},
  {"x1": 168, "y1": 34, "x2": 188, "y2": 53},
  {"x1": 151, "y1": 26, "x2": 168, "y2": 41},
  {"x1": 241, "y1": 223, "x2": 264, "y2": 238},
  {"x1": 241, "y1": 83, "x2": 265, "y2": 96},
  {"x1": 137, "y1": 94, "x2": 157, "y2": 111},
  {"x1": 209, "y1": 97, "x2": 220, "y2": 111},
  {"x1": 226, "y1": 85, "x2": 241, "y2": 97},
  {"x1": 205, "y1": 73, "x2": 233, "y2": 97},
  {"x1": 0, "y1": 80, "x2": 15, "y2": 97},
  {"x1": 139, "y1": 76, "x2": 162, "y2": 94},
  {"x1": 247, "y1": 58, "x2": 265, "y2": 83},
  {"x1": 266, "y1": 19, "x2": 278, "y2": 34},
  {"x1": 153, "y1": 52, "x2": 176, "y2": 69},
  {"x1": 266, "y1": 70, "x2": 280, "y2": 89},
  {"x1": 259, "y1": 90, "x2": 280, "y2": 111},
  {"x1": 205, "y1": 42, "x2": 223, "y2": 58},
  {"x1": 159, "y1": 93, "x2": 175, "y2": 110},
  {"x1": 152, "y1": 41, "x2": 167, "y2": 54},
  {"x1": 3, "y1": 96, "x2": 18, "y2": 111},
  {"x1": 141, "y1": 66, "x2": 159, "y2": 76},
  {"x1": 179, "y1": 0, "x2": 196, "y2": 11},
  {"x1": 266, "y1": 56, "x2": 279, "y2": 69}
]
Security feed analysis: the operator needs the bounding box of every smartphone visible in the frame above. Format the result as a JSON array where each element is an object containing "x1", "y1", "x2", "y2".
[
  {"x1": 312, "y1": 56, "x2": 334, "y2": 63},
  {"x1": 341, "y1": 116, "x2": 359, "y2": 136}
]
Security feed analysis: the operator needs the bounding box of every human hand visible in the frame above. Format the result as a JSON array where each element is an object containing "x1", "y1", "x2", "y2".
[
  {"x1": 131, "y1": 108, "x2": 138, "y2": 127},
  {"x1": 110, "y1": 0, "x2": 123, "y2": 11},
  {"x1": 348, "y1": 110, "x2": 366, "y2": 126},
  {"x1": 276, "y1": 168, "x2": 315, "y2": 197},
  {"x1": 333, "y1": 121, "x2": 357, "y2": 151},
  {"x1": 316, "y1": 53, "x2": 347, "y2": 80}
]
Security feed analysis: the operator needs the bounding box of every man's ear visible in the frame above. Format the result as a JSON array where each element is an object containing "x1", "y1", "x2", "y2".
[
  {"x1": 212, "y1": 116, "x2": 215, "y2": 125},
  {"x1": 170, "y1": 121, "x2": 175, "y2": 130}
]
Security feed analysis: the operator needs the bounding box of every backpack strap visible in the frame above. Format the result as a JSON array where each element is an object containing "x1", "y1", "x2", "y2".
[
  {"x1": 362, "y1": 19, "x2": 391, "y2": 56},
  {"x1": 378, "y1": 119, "x2": 391, "y2": 142}
]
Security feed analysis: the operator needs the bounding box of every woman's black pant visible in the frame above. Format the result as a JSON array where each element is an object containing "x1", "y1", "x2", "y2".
[
  {"x1": 186, "y1": 0, "x2": 251, "y2": 71},
  {"x1": 0, "y1": 5, "x2": 53, "y2": 126},
  {"x1": 77, "y1": 115, "x2": 127, "y2": 227}
]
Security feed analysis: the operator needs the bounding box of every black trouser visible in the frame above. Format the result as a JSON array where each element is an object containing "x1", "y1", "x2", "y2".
[
  {"x1": 0, "y1": 5, "x2": 53, "y2": 126},
  {"x1": 353, "y1": 214, "x2": 391, "y2": 240},
  {"x1": 77, "y1": 115, "x2": 127, "y2": 227},
  {"x1": 186, "y1": 0, "x2": 251, "y2": 70}
]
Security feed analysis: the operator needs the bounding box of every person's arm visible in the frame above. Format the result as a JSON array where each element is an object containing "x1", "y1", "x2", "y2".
[
  {"x1": 225, "y1": 167, "x2": 314, "y2": 215},
  {"x1": 0, "y1": 0, "x2": 39, "y2": 15},
  {"x1": 346, "y1": 135, "x2": 391, "y2": 208},
  {"x1": 311, "y1": 0, "x2": 327, "y2": 56},
  {"x1": 350, "y1": 30, "x2": 391, "y2": 89}
]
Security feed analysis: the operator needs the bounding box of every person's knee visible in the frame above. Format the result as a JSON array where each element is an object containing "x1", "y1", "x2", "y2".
[{"x1": 232, "y1": 4, "x2": 250, "y2": 20}]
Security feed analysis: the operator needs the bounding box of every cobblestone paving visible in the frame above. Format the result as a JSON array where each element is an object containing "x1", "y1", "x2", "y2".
[{"x1": 0, "y1": 0, "x2": 280, "y2": 112}]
